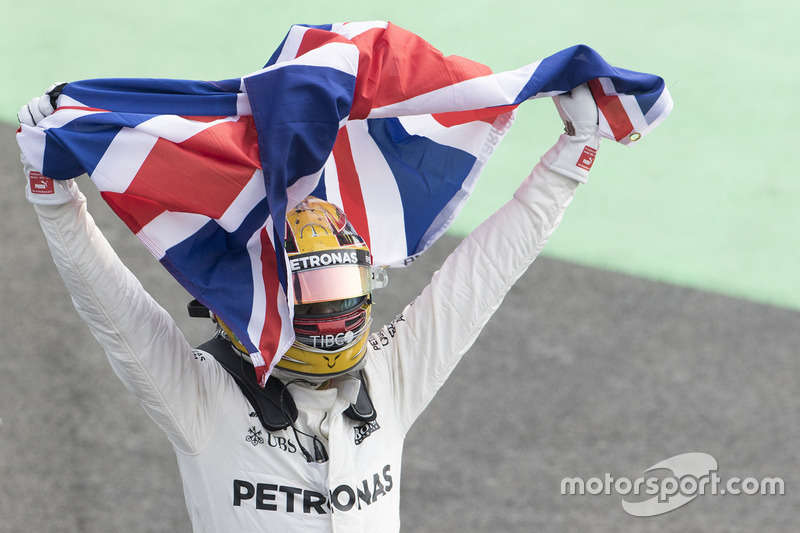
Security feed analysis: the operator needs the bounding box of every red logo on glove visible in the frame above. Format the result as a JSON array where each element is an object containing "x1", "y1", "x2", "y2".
[
  {"x1": 29, "y1": 171, "x2": 54, "y2": 195},
  {"x1": 576, "y1": 146, "x2": 597, "y2": 171}
]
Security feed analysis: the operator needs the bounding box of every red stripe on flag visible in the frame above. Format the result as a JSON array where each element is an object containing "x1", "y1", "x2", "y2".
[
  {"x1": 296, "y1": 27, "x2": 352, "y2": 58},
  {"x1": 123, "y1": 116, "x2": 261, "y2": 227},
  {"x1": 332, "y1": 126, "x2": 371, "y2": 251},
  {"x1": 257, "y1": 227, "x2": 282, "y2": 364},
  {"x1": 432, "y1": 105, "x2": 518, "y2": 127},
  {"x1": 57, "y1": 106, "x2": 109, "y2": 113},
  {"x1": 101, "y1": 191, "x2": 166, "y2": 235},
  {"x1": 588, "y1": 79, "x2": 633, "y2": 142},
  {"x1": 348, "y1": 23, "x2": 493, "y2": 120},
  {"x1": 180, "y1": 115, "x2": 233, "y2": 123}
]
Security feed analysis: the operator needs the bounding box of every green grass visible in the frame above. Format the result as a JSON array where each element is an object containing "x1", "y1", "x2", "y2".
[{"x1": 4, "y1": 0, "x2": 799, "y2": 310}]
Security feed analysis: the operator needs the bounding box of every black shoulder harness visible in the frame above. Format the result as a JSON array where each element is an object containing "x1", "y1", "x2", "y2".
[{"x1": 196, "y1": 337, "x2": 376, "y2": 432}]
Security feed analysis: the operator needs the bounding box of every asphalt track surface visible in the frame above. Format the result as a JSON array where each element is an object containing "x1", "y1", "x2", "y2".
[{"x1": 1, "y1": 120, "x2": 798, "y2": 531}]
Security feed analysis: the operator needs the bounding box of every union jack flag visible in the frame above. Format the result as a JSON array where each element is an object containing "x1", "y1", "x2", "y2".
[{"x1": 16, "y1": 21, "x2": 672, "y2": 386}]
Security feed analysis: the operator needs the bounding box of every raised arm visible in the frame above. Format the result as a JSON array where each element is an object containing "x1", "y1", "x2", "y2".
[
  {"x1": 369, "y1": 85, "x2": 602, "y2": 431},
  {"x1": 18, "y1": 86, "x2": 220, "y2": 454}
]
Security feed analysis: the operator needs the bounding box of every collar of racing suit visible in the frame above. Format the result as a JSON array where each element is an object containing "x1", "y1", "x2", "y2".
[{"x1": 195, "y1": 336, "x2": 377, "y2": 431}]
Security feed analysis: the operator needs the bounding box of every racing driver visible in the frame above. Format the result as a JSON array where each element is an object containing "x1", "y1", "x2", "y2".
[{"x1": 19, "y1": 83, "x2": 601, "y2": 531}]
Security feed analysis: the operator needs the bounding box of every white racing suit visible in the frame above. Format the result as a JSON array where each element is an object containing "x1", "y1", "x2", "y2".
[{"x1": 34, "y1": 133, "x2": 593, "y2": 532}]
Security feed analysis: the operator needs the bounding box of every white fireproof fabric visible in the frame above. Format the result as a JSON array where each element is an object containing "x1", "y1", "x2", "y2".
[{"x1": 34, "y1": 134, "x2": 589, "y2": 532}]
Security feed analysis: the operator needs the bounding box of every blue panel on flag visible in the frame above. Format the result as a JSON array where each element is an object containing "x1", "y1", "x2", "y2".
[
  {"x1": 309, "y1": 174, "x2": 328, "y2": 202},
  {"x1": 246, "y1": 64, "x2": 354, "y2": 186},
  {"x1": 41, "y1": 130, "x2": 105, "y2": 179},
  {"x1": 42, "y1": 112, "x2": 153, "y2": 179},
  {"x1": 367, "y1": 117, "x2": 476, "y2": 256},
  {"x1": 160, "y1": 219, "x2": 257, "y2": 349},
  {"x1": 245, "y1": 63, "x2": 356, "y2": 237},
  {"x1": 63, "y1": 78, "x2": 242, "y2": 116},
  {"x1": 527, "y1": 45, "x2": 614, "y2": 96},
  {"x1": 605, "y1": 72, "x2": 665, "y2": 116}
]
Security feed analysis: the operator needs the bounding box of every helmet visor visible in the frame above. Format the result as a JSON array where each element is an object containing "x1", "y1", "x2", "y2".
[{"x1": 292, "y1": 264, "x2": 372, "y2": 305}]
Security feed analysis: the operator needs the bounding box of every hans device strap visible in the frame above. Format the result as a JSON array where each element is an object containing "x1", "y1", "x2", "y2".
[
  {"x1": 344, "y1": 374, "x2": 377, "y2": 422},
  {"x1": 195, "y1": 337, "x2": 377, "y2": 431},
  {"x1": 197, "y1": 337, "x2": 297, "y2": 431}
]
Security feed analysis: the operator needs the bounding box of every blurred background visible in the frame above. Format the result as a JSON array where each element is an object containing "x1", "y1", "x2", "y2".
[{"x1": 1, "y1": 1, "x2": 797, "y2": 531}]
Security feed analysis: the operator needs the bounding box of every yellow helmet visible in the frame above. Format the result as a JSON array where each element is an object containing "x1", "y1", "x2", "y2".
[{"x1": 275, "y1": 196, "x2": 373, "y2": 381}]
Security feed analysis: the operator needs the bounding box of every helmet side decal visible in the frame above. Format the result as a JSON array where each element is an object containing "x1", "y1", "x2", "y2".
[{"x1": 289, "y1": 249, "x2": 371, "y2": 272}]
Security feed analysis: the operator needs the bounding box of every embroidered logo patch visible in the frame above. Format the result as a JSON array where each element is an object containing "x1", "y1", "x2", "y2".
[
  {"x1": 354, "y1": 420, "x2": 381, "y2": 445},
  {"x1": 246, "y1": 426, "x2": 265, "y2": 446},
  {"x1": 29, "y1": 171, "x2": 54, "y2": 194},
  {"x1": 576, "y1": 146, "x2": 597, "y2": 171}
]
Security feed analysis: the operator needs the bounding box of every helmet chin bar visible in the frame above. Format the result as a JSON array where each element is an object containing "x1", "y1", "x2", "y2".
[
  {"x1": 272, "y1": 343, "x2": 368, "y2": 383},
  {"x1": 277, "y1": 301, "x2": 372, "y2": 379},
  {"x1": 214, "y1": 321, "x2": 369, "y2": 385}
]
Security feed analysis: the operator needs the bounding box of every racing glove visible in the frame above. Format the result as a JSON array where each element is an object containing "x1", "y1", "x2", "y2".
[
  {"x1": 540, "y1": 83, "x2": 600, "y2": 183},
  {"x1": 18, "y1": 83, "x2": 78, "y2": 206},
  {"x1": 17, "y1": 83, "x2": 66, "y2": 126}
]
